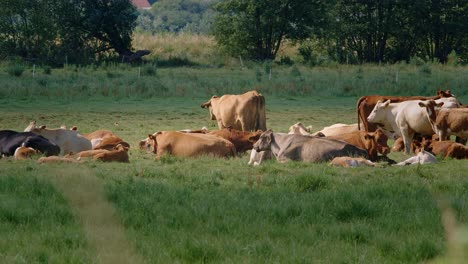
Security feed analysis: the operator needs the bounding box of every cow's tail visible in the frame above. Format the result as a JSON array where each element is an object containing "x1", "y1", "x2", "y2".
[
  {"x1": 256, "y1": 94, "x2": 267, "y2": 131},
  {"x1": 356, "y1": 96, "x2": 366, "y2": 131}
]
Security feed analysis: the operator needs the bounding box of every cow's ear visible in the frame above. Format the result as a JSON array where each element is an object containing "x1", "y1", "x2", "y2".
[
  {"x1": 148, "y1": 134, "x2": 154, "y2": 139},
  {"x1": 436, "y1": 102, "x2": 444, "y2": 108},
  {"x1": 364, "y1": 134, "x2": 374, "y2": 140},
  {"x1": 200, "y1": 99, "x2": 211, "y2": 108},
  {"x1": 383, "y1": 100, "x2": 391, "y2": 107},
  {"x1": 40, "y1": 125, "x2": 46, "y2": 129},
  {"x1": 248, "y1": 135, "x2": 259, "y2": 143},
  {"x1": 418, "y1": 102, "x2": 426, "y2": 107}
]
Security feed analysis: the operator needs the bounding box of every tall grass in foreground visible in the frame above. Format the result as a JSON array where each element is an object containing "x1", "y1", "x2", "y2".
[
  {"x1": 0, "y1": 174, "x2": 92, "y2": 263},
  {"x1": 0, "y1": 64, "x2": 467, "y2": 101}
]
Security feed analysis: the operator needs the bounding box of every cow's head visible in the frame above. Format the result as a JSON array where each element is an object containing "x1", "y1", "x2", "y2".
[
  {"x1": 22, "y1": 135, "x2": 60, "y2": 156},
  {"x1": 369, "y1": 129, "x2": 390, "y2": 155},
  {"x1": 24, "y1": 121, "x2": 37, "y2": 132},
  {"x1": 201, "y1": 96, "x2": 218, "y2": 120},
  {"x1": 113, "y1": 144, "x2": 129, "y2": 152},
  {"x1": 147, "y1": 132, "x2": 162, "y2": 154},
  {"x1": 367, "y1": 100, "x2": 390, "y2": 124},
  {"x1": 288, "y1": 122, "x2": 310, "y2": 135},
  {"x1": 418, "y1": 100, "x2": 443, "y2": 123},
  {"x1": 253, "y1": 130, "x2": 273, "y2": 152},
  {"x1": 437, "y1": 90, "x2": 454, "y2": 98}
]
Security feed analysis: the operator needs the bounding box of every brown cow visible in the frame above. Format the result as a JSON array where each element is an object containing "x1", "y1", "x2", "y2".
[
  {"x1": 93, "y1": 144, "x2": 129, "y2": 163},
  {"x1": 356, "y1": 90, "x2": 455, "y2": 132},
  {"x1": 208, "y1": 127, "x2": 262, "y2": 153},
  {"x1": 82, "y1": 129, "x2": 129, "y2": 150},
  {"x1": 445, "y1": 143, "x2": 468, "y2": 159},
  {"x1": 201, "y1": 90, "x2": 266, "y2": 131},
  {"x1": 327, "y1": 129, "x2": 390, "y2": 162},
  {"x1": 330, "y1": 157, "x2": 377, "y2": 167},
  {"x1": 14, "y1": 146, "x2": 38, "y2": 160},
  {"x1": 37, "y1": 156, "x2": 83, "y2": 164},
  {"x1": 418, "y1": 100, "x2": 468, "y2": 141},
  {"x1": 147, "y1": 131, "x2": 236, "y2": 159}
]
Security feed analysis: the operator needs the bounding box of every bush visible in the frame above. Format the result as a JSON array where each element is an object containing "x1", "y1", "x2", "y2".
[
  {"x1": 410, "y1": 56, "x2": 425, "y2": 66},
  {"x1": 6, "y1": 64, "x2": 25, "y2": 77},
  {"x1": 419, "y1": 64, "x2": 432, "y2": 75},
  {"x1": 42, "y1": 66, "x2": 52, "y2": 75},
  {"x1": 142, "y1": 64, "x2": 157, "y2": 76},
  {"x1": 447, "y1": 50, "x2": 459, "y2": 66}
]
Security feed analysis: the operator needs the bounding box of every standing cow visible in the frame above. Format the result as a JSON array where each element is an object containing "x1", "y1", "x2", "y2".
[{"x1": 201, "y1": 90, "x2": 266, "y2": 132}]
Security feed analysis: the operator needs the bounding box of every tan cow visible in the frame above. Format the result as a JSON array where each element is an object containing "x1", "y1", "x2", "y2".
[
  {"x1": 418, "y1": 138, "x2": 467, "y2": 159},
  {"x1": 357, "y1": 90, "x2": 456, "y2": 132},
  {"x1": 93, "y1": 144, "x2": 129, "y2": 163},
  {"x1": 330, "y1": 157, "x2": 377, "y2": 167},
  {"x1": 313, "y1": 123, "x2": 360, "y2": 137},
  {"x1": 82, "y1": 129, "x2": 129, "y2": 150},
  {"x1": 327, "y1": 129, "x2": 390, "y2": 162},
  {"x1": 14, "y1": 146, "x2": 38, "y2": 160},
  {"x1": 201, "y1": 90, "x2": 266, "y2": 131},
  {"x1": 24, "y1": 121, "x2": 92, "y2": 155},
  {"x1": 208, "y1": 128, "x2": 262, "y2": 153},
  {"x1": 147, "y1": 131, "x2": 236, "y2": 159},
  {"x1": 418, "y1": 100, "x2": 468, "y2": 141}
]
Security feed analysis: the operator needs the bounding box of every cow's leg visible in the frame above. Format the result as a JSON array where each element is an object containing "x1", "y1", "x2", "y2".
[
  {"x1": 400, "y1": 126, "x2": 414, "y2": 154},
  {"x1": 438, "y1": 130, "x2": 447, "y2": 142}
]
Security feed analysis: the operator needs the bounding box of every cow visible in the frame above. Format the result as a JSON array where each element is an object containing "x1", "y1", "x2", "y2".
[
  {"x1": 208, "y1": 127, "x2": 262, "y2": 153},
  {"x1": 201, "y1": 90, "x2": 266, "y2": 131},
  {"x1": 82, "y1": 129, "x2": 129, "y2": 150},
  {"x1": 93, "y1": 144, "x2": 129, "y2": 163},
  {"x1": 327, "y1": 129, "x2": 390, "y2": 162},
  {"x1": 330, "y1": 157, "x2": 377, "y2": 167},
  {"x1": 24, "y1": 121, "x2": 92, "y2": 155},
  {"x1": 357, "y1": 90, "x2": 456, "y2": 132},
  {"x1": 146, "y1": 131, "x2": 236, "y2": 159},
  {"x1": 252, "y1": 130, "x2": 369, "y2": 163},
  {"x1": 0, "y1": 130, "x2": 60, "y2": 157},
  {"x1": 248, "y1": 149, "x2": 272, "y2": 166},
  {"x1": 445, "y1": 143, "x2": 468, "y2": 159},
  {"x1": 37, "y1": 156, "x2": 83, "y2": 164},
  {"x1": 288, "y1": 122, "x2": 357, "y2": 137},
  {"x1": 14, "y1": 146, "x2": 38, "y2": 160},
  {"x1": 418, "y1": 100, "x2": 468, "y2": 141},
  {"x1": 366, "y1": 97, "x2": 459, "y2": 154},
  {"x1": 395, "y1": 150, "x2": 437, "y2": 165},
  {"x1": 74, "y1": 149, "x2": 111, "y2": 159}
]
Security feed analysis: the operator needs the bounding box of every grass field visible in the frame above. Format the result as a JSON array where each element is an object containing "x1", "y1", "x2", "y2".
[{"x1": 1, "y1": 89, "x2": 467, "y2": 263}]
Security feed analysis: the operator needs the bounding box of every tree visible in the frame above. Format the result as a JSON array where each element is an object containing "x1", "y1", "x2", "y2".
[
  {"x1": 0, "y1": 0, "x2": 141, "y2": 64},
  {"x1": 212, "y1": 0, "x2": 329, "y2": 61}
]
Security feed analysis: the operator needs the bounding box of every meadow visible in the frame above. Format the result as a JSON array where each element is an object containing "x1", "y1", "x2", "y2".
[{"x1": 1, "y1": 60, "x2": 468, "y2": 263}]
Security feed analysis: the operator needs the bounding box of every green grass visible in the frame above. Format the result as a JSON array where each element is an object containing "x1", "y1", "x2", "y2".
[{"x1": 1, "y1": 66, "x2": 467, "y2": 263}]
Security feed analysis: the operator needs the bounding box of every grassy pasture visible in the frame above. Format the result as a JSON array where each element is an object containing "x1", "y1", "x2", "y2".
[{"x1": 1, "y1": 91, "x2": 468, "y2": 263}]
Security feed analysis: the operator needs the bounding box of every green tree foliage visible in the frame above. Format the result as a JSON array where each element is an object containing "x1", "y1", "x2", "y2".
[
  {"x1": 326, "y1": 0, "x2": 468, "y2": 63},
  {"x1": 135, "y1": 0, "x2": 217, "y2": 34},
  {"x1": 0, "y1": 0, "x2": 138, "y2": 64},
  {"x1": 212, "y1": 0, "x2": 329, "y2": 60}
]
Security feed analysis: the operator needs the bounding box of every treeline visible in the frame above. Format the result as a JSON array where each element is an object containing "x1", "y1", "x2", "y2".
[{"x1": 1, "y1": 0, "x2": 467, "y2": 65}]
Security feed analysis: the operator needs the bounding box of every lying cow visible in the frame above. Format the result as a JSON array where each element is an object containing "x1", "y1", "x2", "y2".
[
  {"x1": 367, "y1": 97, "x2": 459, "y2": 154},
  {"x1": 201, "y1": 90, "x2": 266, "y2": 131},
  {"x1": 37, "y1": 156, "x2": 84, "y2": 164},
  {"x1": 14, "y1": 146, "x2": 39, "y2": 160},
  {"x1": 0, "y1": 130, "x2": 60, "y2": 157},
  {"x1": 327, "y1": 129, "x2": 390, "y2": 162},
  {"x1": 288, "y1": 122, "x2": 356, "y2": 137},
  {"x1": 253, "y1": 130, "x2": 369, "y2": 163},
  {"x1": 395, "y1": 150, "x2": 437, "y2": 165},
  {"x1": 418, "y1": 100, "x2": 468, "y2": 141},
  {"x1": 146, "y1": 131, "x2": 236, "y2": 159},
  {"x1": 24, "y1": 121, "x2": 92, "y2": 155},
  {"x1": 357, "y1": 90, "x2": 456, "y2": 132},
  {"x1": 93, "y1": 144, "x2": 129, "y2": 163},
  {"x1": 82, "y1": 129, "x2": 130, "y2": 150},
  {"x1": 330, "y1": 157, "x2": 377, "y2": 167},
  {"x1": 208, "y1": 127, "x2": 262, "y2": 153},
  {"x1": 418, "y1": 138, "x2": 468, "y2": 159}
]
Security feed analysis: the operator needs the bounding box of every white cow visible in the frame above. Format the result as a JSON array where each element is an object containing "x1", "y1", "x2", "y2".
[
  {"x1": 367, "y1": 97, "x2": 459, "y2": 154},
  {"x1": 24, "y1": 121, "x2": 92, "y2": 155}
]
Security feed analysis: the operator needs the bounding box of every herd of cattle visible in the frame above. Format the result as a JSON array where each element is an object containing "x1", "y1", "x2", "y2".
[{"x1": 0, "y1": 90, "x2": 467, "y2": 166}]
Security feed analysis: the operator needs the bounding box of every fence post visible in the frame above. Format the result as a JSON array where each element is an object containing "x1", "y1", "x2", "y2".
[
  {"x1": 138, "y1": 66, "x2": 141, "y2": 78},
  {"x1": 32, "y1": 64, "x2": 35, "y2": 77}
]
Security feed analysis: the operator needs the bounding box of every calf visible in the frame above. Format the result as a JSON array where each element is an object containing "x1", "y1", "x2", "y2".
[
  {"x1": 418, "y1": 100, "x2": 468, "y2": 141},
  {"x1": 418, "y1": 138, "x2": 467, "y2": 159},
  {"x1": 330, "y1": 157, "x2": 377, "y2": 167},
  {"x1": 208, "y1": 127, "x2": 262, "y2": 153},
  {"x1": 93, "y1": 144, "x2": 129, "y2": 163},
  {"x1": 445, "y1": 143, "x2": 468, "y2": 159},
  {"x1": 14, "y1": 146, "x2": 38, "y2": 160},
  {"x1": 395, "y1": 150, "x2": 437, "y2": 165}
]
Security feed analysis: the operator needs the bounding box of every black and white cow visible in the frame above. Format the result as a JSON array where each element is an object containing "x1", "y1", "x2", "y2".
[{"x1": 0, "y1": 130, "x2": 60, "y2": 157}]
